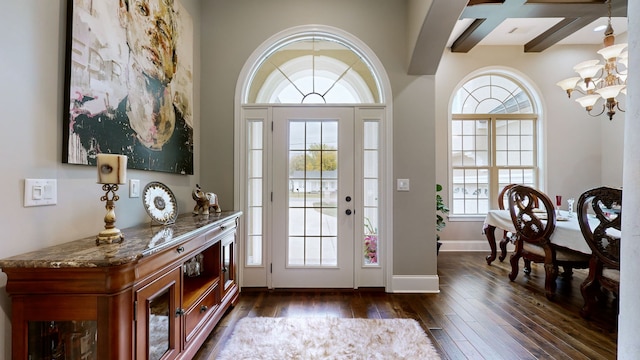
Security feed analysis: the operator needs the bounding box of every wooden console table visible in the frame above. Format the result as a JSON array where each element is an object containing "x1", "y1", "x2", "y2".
[{"x1": 0, "y1": 211, "x2": 241, "y2": 360}]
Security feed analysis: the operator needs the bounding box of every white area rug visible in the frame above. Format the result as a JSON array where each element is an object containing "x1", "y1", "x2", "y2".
[{"x1": 216, "y1": 317, "x2": 440, "y2": 360}]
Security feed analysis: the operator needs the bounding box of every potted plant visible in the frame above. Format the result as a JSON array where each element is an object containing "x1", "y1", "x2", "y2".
[{"x1": 436, "y1": 183, "x2": 449, "y2": 255}]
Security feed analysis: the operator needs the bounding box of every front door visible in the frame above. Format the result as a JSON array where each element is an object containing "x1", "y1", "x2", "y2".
[{"x1": 272, "y1": 107, "x2": 355, "y2": 288}]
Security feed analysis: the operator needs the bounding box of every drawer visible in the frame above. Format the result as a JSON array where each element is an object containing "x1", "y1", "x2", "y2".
[
  {"x1": 136, "y1": 234, "x2": 207, "y2": 283},
  {"x1": 204, "y1": 219, "x2": 237, "y2": 243},
  {"x1": 184, "y1": 283, "x2": 220, "y2": 341}
]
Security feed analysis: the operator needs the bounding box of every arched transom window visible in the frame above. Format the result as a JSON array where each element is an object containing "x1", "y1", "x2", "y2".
[
  {"x1": 450, "y1": 73, "x2": 539, "y2": 215},
  {"x1": 246, "y1": 36, "x2": 381, "y2": 104}
]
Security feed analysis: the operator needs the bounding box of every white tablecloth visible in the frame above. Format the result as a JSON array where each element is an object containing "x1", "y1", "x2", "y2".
[{"x1": 484, "y1": 209, "x2": 593, "y2": 254}]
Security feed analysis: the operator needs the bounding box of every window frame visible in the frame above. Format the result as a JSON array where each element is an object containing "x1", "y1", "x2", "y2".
[{"x1": 449, "y1": 72, "x2": 540, "y2": 217}]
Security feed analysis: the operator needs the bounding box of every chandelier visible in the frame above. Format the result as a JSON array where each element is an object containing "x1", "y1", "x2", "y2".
[{"x1": 556, "y1": 0, "x2": 627, "y2": 120}]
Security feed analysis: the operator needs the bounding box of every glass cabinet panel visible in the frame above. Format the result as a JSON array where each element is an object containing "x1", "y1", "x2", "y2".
[
  {"x1": 28, "y1": 320, "x2": 97, "y2": 360},
  {"x1": 222, "y1": 235, "x2": 235, "y2": 292},
  {"x1": 135, "y1": 267, "x2": 180, "y2": 360},
  {"x1": 148, "y1": 289, "x2": 171, "y2": 360}
]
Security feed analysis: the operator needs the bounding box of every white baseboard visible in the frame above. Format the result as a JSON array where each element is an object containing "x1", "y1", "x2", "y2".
[
  {"x1": 438, "y1": 239, "x2": 514, "y2": 253},
  {"x1": 390, "y1": 275, "x2": 440, "y2": 293}
]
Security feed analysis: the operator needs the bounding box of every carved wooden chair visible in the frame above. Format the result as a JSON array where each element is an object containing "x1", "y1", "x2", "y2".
[
  {"x1": 496, "y1": 184, "x2": 517, "y2": 262},
  {"x1": 496, "y1": 184, "x2": 539, "y2": 262},
  {"x1": 577, "y1": 186, "x2": 622, "y2": 318},
  {"x1": 507, "y1": 185, "x2": 590, "y2": 300}
]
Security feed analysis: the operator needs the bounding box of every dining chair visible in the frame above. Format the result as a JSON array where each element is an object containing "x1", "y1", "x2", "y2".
[
  {"x1": 576, "y1": 186, "x2": 622, "y2": 319},
  {"x1": 507, "y1": 185, "x2": 590, "y2": 300},
  {"x1": 496, "y1": 184, "x2": 539, "y2": 262},
  {"x1": 496, "y1": 184, "x2": 517, "y2": 262}
]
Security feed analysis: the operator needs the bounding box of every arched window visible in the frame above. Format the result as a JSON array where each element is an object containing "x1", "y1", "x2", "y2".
[
  {"x1": 450, "y1": 73, "x2": 539, "y2": 215},
  {"x1": 245, "y1": 35, "x2": 381, "y2": 104}
]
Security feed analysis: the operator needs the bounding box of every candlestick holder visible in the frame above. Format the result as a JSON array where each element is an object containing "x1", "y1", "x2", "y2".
[{"x1": 96, "y1": 183, "x2": 125, "y2": 245}]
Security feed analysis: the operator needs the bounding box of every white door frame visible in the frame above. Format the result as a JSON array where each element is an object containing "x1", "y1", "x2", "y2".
[{"x1": 233, "y1": 25, "x2": 394, "y2": 291}]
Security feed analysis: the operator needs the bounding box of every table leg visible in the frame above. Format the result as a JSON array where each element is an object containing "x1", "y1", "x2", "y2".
[{"x1": 485, "y1": 224, "x2": 497, "y2": 265}]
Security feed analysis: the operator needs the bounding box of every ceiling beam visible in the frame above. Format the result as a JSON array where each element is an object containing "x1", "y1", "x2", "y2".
[
  {"x1": 451, "y1": 0, "x2": 627, "y2": 53},
  {"x1": 408, "y1": 0, "x2": 468, "y2": 75},
  {"x1": 524, "y1": 16, "x2": 598, "y2": 52},
  {"x1": 451, "y1": 0, "x2": 527, "y2": 52}
]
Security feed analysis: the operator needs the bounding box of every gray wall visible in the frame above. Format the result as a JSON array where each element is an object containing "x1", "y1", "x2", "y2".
[
  {"x1": 199, "y1": 0, "x2": 439, "y2": 276},
  {"x1": 0, "y1": 0, "x2": 202, "y2": 356}
]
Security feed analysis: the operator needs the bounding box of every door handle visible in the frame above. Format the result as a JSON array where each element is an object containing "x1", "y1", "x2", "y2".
[{"x1": 345, "y1": 209, "x2": 352, "y2": 215}]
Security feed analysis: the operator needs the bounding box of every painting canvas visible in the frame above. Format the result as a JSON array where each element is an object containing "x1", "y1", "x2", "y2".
[{"x1": 63, "y1": 0, "x2": 194, "y2": 174}]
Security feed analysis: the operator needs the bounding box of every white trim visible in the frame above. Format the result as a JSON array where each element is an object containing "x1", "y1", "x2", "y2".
[
  {"x1": 438, "y1": 240, "x2": 515, "y2": 253},
  {"x1": 242, "y1": 25, "x2": 386, "y2": 104},
  {"x1": 390, "y1": 275, "x2": 440, "y2": 293},
  {"x1": 447, "y1": 214, "x2": 485, "y2": 222},
  {"x1": 234, "y1": 25, "x2": 394, "y2": 292}
]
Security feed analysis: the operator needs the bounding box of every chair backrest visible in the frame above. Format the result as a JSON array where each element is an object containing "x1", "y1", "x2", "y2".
[
  {"x1": 507, "y1": 185, "x2": 555, "y2": 245},
  {"x1": 498, "y1": 184, "x2": 516, "y2": 210},
  {"x1": 577, "y1": 186, "x2": 622, "y2": 270},
  {"x1": 499, "y1": 183, "x2": 538, "y2": 210}
]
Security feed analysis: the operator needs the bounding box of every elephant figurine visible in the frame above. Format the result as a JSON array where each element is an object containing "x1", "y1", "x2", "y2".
[{"x1": 192, "y1": 184, "x2": 221, "y2": 215}]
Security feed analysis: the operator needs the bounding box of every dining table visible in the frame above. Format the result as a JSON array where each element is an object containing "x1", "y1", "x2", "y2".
[{"x1": 483, "y1": 209, "x2": 594, "y2": 265}]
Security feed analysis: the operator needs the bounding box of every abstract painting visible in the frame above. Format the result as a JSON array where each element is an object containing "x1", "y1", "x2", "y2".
[{"x1": 63, "y1": 0, "x2": 194, "y2": 174}]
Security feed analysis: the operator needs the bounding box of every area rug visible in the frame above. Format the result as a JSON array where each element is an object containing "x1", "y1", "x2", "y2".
[{"x1": 216, "y1": 317, "x2": 440, "y2": 360}]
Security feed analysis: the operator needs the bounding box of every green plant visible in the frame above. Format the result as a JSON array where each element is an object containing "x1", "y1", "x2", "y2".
[{"x1": 436, "y1": 184, "x2": 449, "y2": 240}]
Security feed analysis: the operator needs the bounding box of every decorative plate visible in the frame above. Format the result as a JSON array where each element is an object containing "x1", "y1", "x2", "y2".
[{"x1": 142, "y1": 181, "x2": 178, "y2": 225}]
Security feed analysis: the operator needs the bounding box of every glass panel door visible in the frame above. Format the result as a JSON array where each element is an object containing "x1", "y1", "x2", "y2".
[
  {"x1": 272, "y1": 107, "x2": 354, "y2": 288},
  {"x1": 135, "y1": 267, "x2": 180, "y2": 360}
]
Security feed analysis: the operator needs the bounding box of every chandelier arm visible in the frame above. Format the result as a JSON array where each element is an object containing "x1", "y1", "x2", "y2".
[
  {"x1": 587, "y1": 104, "x2": 606, "y2": 118},
  {"x1": 571, "y1": 88, "x2": 588, "y2": 97}
]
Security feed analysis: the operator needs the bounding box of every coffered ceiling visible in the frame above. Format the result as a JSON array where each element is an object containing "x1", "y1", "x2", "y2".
[
  {"x1": 449, "y1": 0, "x2": 628, "y2": 52},
  {"x1": 407, "y1": 0, "x2": 628, "y2": 75}
]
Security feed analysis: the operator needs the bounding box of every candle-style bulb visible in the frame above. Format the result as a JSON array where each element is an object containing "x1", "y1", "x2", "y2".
[{"x1": 96, "y1": 154, "x2": 127, "y2": 184}]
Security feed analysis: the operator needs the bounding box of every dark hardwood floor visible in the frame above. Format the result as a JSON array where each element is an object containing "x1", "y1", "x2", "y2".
[{"x1": 194, "y1": 252, "x2": 618, "y2": 359}]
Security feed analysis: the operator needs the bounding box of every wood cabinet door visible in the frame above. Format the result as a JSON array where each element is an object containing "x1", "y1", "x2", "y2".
[
  {"x1": 221, "y1": 232, "x2": 237, "y2": 300},
  {"x1": 135, "y1": 267, "x2": 181, "y2": 360}
]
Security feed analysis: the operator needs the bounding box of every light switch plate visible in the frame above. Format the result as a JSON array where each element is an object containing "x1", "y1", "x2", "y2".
[
  {"x1": 129, "y1": 179, "x2": 140, "y2": 198},
  {"x1": 24, "y1": 179, "x2": 57, "y2": 207},
  {"x1": 397, "y1": 178, "x2": 410, "y2": 191}
]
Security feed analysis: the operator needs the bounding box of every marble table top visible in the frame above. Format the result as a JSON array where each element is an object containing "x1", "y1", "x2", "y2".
[{"x1": 0, "y1": 211, "x2": 241, "y2": 269}]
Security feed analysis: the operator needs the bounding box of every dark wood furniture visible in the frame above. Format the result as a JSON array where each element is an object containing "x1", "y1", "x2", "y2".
[
  {"x1": 507, "y1": 185, "x2": 590, "y2": 300},
  {"x1": 0, "y1": 211, "x2": 241, "y2": 360},
  {"x1": 485, "y1": 184, "x2": 516, "y2": 264},
  {"x1": 577, "y1": 186, "x2": 621, "y2": 319},
  {"x1": 483, "y1": 222, "x2": 501, "y2": 265},
  {"x1": 485, "y1": 183, "x2": 540, "y2": 265},
  {"x1": 496, "y1": 184, "x2": 516, "y2": 263}
]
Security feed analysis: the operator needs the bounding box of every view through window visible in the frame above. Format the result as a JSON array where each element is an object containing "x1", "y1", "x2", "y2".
[{"x1": 451, "y1": 73, "x2": 538, "y2": 215}]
